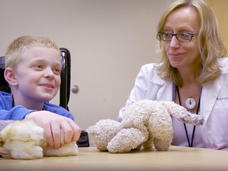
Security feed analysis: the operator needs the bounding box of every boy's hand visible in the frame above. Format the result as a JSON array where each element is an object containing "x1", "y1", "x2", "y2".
[{"x1": 25, "y1": 111, "x2": 81, "y2": 149}]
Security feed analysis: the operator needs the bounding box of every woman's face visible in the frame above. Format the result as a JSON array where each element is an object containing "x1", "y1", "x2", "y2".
[{"x1": 163, "y1": 6, "x2": 201, "y2": 72}]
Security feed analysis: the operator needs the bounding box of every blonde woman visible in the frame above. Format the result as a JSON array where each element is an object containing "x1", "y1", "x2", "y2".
[{"x1": 119, "y1": 0, "x2": 227, "y2": 149}]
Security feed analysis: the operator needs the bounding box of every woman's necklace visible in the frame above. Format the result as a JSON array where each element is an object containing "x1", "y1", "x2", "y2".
[
  {"x1": 185, "y1": 97, "x2": 196, "y2": 110},
  {"x1": 175, "y1": 85, "x2": 202, "y2": 147}
]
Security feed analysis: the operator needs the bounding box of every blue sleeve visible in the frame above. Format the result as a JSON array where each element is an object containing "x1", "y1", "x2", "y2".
[
  {"x1": 0, "y1": 91, "x2": 35, "y2": 120},
  {"x1": 0, "y1": 106, "x2": 35, "y2": 120},
  {"x1": 44, "y1": 102, "x2": 75, "y2": 121},
  {"x1": 0, "y1": 91, "x2": 74, "y2": 120}
]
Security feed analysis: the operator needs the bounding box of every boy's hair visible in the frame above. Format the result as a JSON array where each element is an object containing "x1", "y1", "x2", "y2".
[
  {"x1": 156, "y1": 0, "x2": 227, "y2": 87},
  {"x1": 5, "y1": 35, "x2": 61, "y2": 69}
]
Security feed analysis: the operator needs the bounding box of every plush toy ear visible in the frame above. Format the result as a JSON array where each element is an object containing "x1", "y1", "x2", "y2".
[
  {"x1": 0, "y1": 134, "x2": 3, "y2": 146},
  {"x1": 0, "y1": 148, "x2": 9, "y2": 158},
  {"x1": 0, "y1": 134, "x2": 10, "y2": 158},
  {"x1": 4, "y1": 67, "x2": 18, "y2": 86}
]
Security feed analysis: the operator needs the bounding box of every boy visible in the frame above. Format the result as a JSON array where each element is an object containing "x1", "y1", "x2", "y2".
[{"x1": 0, "y1": 35, "x2": 81, "y2": 149}]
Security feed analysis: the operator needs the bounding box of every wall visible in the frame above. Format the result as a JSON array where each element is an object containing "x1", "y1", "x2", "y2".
[
  {"x1": 206, "y1": 0, "x2": 228, "y2": 50},
  {"x1": 0, "y1": 0, "x2": 172, "y2": 129}
]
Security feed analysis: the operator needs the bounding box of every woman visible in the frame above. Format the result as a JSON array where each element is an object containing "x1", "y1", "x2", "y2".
[{"x1": 118, "y1": 0, "x2": 227, "y2": 149}]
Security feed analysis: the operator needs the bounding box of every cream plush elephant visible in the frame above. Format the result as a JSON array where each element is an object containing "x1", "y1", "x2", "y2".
[
  {"x1": 0, "y1": 120, "x2": 78, "y2": 159},
  {"x1": 88, "y1": 100, "x2": 204, "y2": 153}
]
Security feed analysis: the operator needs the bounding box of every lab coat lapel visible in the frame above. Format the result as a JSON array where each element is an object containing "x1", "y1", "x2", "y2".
[
  {"x1": 156, "y1": 83, "x2": 173, "y2": 101},
  {"x1": 150, "y1": 74, "x2": 173, "y2": 101},
  {"x1": 201, "y1": 78, "x2": 221, "y2": 123}
]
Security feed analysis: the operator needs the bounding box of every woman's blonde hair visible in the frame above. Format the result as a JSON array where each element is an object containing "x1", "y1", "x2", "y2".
[
  {"x1": 5, "y1": 35, "x2": 60, "y2": 69},
  {"x1": 157, "y1": 0, "x2": 227, "y2": 87}
]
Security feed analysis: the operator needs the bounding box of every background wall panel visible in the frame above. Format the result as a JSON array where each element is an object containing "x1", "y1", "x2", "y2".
[{"x1": 206, "y1": 0, "x2": 228, "y2": 50}]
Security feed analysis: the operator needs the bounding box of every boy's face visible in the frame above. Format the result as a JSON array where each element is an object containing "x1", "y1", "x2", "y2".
[{"x1": 14, "y1": 46, "x2": 62, "y2": 102}]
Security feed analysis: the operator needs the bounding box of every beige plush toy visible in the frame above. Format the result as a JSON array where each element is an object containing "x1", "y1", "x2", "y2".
[
  {"x1": 88, "y1": 100, "x2": 204, "y2": 153},
  {"x1": 0, "y1": 120, "x2": 78, "y2": 159}
]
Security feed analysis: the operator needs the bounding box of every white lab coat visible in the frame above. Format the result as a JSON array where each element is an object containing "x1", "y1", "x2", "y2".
[{"x1": 118, "y1": 58, "x2": 228, "y2": 149}]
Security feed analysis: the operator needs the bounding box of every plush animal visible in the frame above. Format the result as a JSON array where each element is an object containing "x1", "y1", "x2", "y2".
[
  {"x1": 88, "y1": 100, "x2": 204, "y2": 153},
  {"x1": 0, "y1": 120, "x2": 78, "y2": 159}
]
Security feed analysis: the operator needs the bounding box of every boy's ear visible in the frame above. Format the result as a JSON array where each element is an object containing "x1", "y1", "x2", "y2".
[{"x1": 4, "y1": 67, "x2": 18, "y2": 86}]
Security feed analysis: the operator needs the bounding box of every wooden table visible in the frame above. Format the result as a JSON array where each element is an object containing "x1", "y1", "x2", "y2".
[{"x1": 1, "y1": 146, "x2": 228, "y2": 171}]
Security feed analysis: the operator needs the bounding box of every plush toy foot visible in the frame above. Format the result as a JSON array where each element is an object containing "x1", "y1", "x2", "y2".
[
  {"x1": 141, "y1": 137, "x2": 154, "y2": 151},
  {"x1": 107, "y1": 128, "x2": 147, "y2": 153},
  {"x1": 44, "y1": 142, "x2": 78, "y2": 156},
  {"x1": 153, "y1": 138, "x2": 170, "y2": 151},
  {"x1": 5, "y1": 141, "x2": 43, "y2": 159}
]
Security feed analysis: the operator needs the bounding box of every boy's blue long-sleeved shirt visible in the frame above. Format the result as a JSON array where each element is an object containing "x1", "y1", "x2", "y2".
[{"x1": 0, "y1": 91, "x2": 74, "y2": 120}]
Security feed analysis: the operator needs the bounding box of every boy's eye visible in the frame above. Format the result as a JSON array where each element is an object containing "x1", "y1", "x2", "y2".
[
  {"x1": 53, "y1": 67, "x2": 61, "y2": 74},
  {"x1": 33, "y1": 64, "x2": 44, "y2": 70}
]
